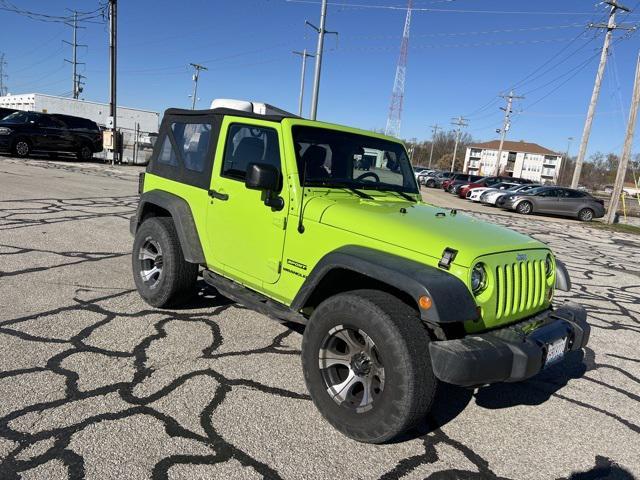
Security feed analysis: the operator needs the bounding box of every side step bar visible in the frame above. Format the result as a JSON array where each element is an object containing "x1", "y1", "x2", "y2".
[{"x1": 203, "y1": 270, "x2": 307, "y2": 325}]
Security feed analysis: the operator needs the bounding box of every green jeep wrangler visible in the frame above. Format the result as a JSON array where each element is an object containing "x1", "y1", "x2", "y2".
[{"x1": 130, "y1": 100, "x2": 589, "y2": 443}]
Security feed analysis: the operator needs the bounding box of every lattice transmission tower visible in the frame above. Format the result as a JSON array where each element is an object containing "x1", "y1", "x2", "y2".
[{"x1": 384, "y1": 0, "x2": 413, "y2": 138}]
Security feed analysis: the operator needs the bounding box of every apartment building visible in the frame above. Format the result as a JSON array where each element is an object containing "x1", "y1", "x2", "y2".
[{"x1": 463, "y1": 140, "x2": 563, "y2": 183}]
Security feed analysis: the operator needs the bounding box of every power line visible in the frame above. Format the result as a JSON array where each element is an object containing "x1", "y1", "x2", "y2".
[
  {"x1": 0, "y1": 1, "x2": 107, "y2": 24},
  {"x1": 284, "y1": 0, "x2": 601, "y2": 15}
]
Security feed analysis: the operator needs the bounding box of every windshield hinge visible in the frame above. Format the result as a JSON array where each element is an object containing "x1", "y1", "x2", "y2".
[{"x1": 273, "y1": 216, "x2": 287, "y2": 230}]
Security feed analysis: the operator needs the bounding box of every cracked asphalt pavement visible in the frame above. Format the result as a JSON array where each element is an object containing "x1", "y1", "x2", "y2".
[{"x1": 1, "y1": 156, "x2": 639, "y2": 479}]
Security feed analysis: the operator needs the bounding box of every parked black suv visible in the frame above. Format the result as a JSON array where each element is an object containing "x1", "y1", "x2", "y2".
[{"x1": 0, "y1": 111, "x2": 103, "y2": 160}]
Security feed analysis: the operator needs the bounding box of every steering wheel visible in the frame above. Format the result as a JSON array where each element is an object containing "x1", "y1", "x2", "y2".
[{"x1": 356, "y1": 172, "x2": 380, "y2": 182}]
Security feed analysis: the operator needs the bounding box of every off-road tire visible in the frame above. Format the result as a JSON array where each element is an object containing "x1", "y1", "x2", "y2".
[
  {"x1": 301, "y1": 289, "x2": 437, "y2": 443},
  {"x1": 132, "y1": 217, "x2": 198, "y2": 308},
  {"x1": 516, "y1": 200, "x2": 533, "y2": 215},
  {"x1": 77, "y1": 143, "x2": 93, "y2": 161},
  {"x1": 578, "y1": 208, "x2": 594, "y2": 222},
  {"x1": 13, "y1": 138, "x2": 30, "y2": 158}
]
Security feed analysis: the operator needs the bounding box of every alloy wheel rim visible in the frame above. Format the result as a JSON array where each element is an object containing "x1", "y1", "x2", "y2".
[
  {"x1": 318, "y1": 325, "x2": 385, "y2": 413},
  {"x1": 16, "y1": 142, "x2": 28, "y2": 156},
  {"x1": 582, "y1": 210, "x2": 592, "y2": 221},
  {"x1": 138, "y1": 237, "x2": 163, "y2": 289},
  {"x1": 520, "y1": 202, "x2": 531, "y2": 213}
]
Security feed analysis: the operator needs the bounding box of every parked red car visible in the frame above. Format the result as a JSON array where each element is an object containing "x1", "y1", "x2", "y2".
[
  {"x1": 457, "y1": 176, "x2": 532, "y2": 198},
  {"x1": 441, "y1": 173, "x2": 479, "y2": 191}
]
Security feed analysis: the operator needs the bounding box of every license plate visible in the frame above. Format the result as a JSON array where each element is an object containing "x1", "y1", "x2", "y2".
[{"x1": 544, "y1": 337, "x2": 567, "y2": 368}]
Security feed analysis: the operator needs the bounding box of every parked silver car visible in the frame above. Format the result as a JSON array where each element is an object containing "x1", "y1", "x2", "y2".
[{"x1": 501, "y1": 186, "x2": 605, "y2": 221}]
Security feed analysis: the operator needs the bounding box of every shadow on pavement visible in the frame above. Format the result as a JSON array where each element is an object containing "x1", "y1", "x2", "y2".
[{"x1": 474, "y1": 349, "x2": 587, "y2": 409}]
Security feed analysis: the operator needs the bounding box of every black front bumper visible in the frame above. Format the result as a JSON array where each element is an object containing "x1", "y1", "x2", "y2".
[{"x1": 429, "y1": 302, "x2": 589, "y2": 387}]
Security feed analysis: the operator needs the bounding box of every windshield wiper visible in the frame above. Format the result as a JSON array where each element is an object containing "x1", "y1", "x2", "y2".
[
  {"x1": 345, "y1": 186, "x2": 373, "y2": 199},
  {"x1": 360, "y1": 184, "x2": 417, "y2": 202},
  {"x1": 305, "y1": 180, "x2": 374, "y2": 199}
]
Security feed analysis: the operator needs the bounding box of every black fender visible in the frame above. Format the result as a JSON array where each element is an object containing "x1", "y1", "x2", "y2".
[
  {"x1": 130, "y1": 190, "x2": 205, "y2": 264},
  {"x1": 290, "y1": 245, "x2": 479, "y2": 325},
  {"x1": 555, "y1": 259, "x2": 571, "y2": 291}
]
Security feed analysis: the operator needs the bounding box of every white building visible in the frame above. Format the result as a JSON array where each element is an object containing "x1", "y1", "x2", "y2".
[
  {"x1": 463, "y1": 140, "x2": 563, "y2": 184},
  {"x1": 0, "y1": 93, "x2": 159, "y2": 163}
]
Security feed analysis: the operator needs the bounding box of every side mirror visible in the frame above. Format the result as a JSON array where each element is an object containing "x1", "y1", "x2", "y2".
[
  {"x1": 245, "y1": 163, "x2": 284, "y2": 211},
  {"x1": 245, "y1": 163, "x2": 279, "y2": 191}
]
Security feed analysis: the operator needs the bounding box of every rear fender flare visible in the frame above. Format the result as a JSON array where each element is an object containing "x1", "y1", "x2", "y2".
[
  {"x1": 291, "y1": 245, "x2": 479, "y2": 325},
  {"x1": 131, "y1": 190, "x2": 205, "y2": 264}
]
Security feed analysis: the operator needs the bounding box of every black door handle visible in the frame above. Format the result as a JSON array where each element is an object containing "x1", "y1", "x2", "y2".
[{"x1": 208, "y1": 189, "x2": 229, "y2": 201}]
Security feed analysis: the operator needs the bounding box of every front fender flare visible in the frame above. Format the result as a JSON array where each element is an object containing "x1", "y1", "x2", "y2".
[{"x1": 291, "y1": 246, "x2": 479, "y2": 325}]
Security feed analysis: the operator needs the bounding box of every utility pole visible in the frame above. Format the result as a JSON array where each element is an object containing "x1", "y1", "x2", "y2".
[
  {"x1": 109, "y1": 0, "x2": 118, "y2": 165},
  {"x1": 307, "y1": 0, "x2": 337, "y2": 120},
  {"x1": 493, "y1": 90, "x2": 524, "y2": 176},
  {"x1": 427, "y1": 123, "x2": 440, "y2": 168},
  {"x1": 571, "y1": 0, "x2": 631, "y2": 188},
  {"x1": 559, "y1": 136, "x2": 573, "y2": 185},
  {"x1": 0, "y1": 54, "x2": 7, "y2": 96},
  {"x1": 450, "y1": 116, "x2": 469, "y2": 172},
  {"x1": 292, "y1": 49, "x2": 314, "y2": 117},
  {"x1": 64, "y1": 11, "x2": 86, "y2": 99},
  {"x1": 605, "y1": 51, "x2": 640, "y2": 224},
  {"x1": 189, "y1": 63, "x2": 208, "y2": 110}
]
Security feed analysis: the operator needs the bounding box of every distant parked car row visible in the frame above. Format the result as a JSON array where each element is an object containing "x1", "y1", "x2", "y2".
[
  {"x1": 429, "y1": 171, "x2": 605, "y2": 221},
  {"x1": 0, "y1": 110, "x2": 103, "y2": 160}
]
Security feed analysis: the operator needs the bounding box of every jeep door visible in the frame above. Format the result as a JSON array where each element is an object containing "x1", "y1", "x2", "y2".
[{"x1": 207, "y1": 117, "x2": 287, "y2": 286}]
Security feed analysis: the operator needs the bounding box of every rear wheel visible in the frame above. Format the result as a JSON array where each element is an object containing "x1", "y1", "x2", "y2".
[
  {"x1": 302, "y1": 289, "x2": 437, "y2": 443},
  {"x1": 516, "y1": 200, "x2": 532, "y2": 215},
  {"x1": 426, "y1": 179, "x2": 435, "y2": 188},
  {"x1": 77, "y1": 144, "x2": 93, "y2": 161},
  {"x1": 13, "y1": 139, "x2": 30, "y2": 158},
  {"x1": 578, "y1": 208, "x2": 594, "y2": 222},
  {"x1": 132, "y1": 217, "x2": 198, "y2": 308}
]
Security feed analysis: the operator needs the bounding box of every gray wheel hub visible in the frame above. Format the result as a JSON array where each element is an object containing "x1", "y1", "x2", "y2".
[
  {"x1": 319, "y1": 325, "x2": 385, "y2": 413},
  {"x1": 16, "y1": 141, "x2": 28, "y2": 156},
  {"x1": 138, "y1": 237, "x2": 163, "y2": 289}
]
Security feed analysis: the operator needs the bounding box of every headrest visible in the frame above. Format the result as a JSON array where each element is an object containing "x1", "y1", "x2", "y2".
[{"x1": 302, "y1": 145, "x2": 326, "y2": 166}]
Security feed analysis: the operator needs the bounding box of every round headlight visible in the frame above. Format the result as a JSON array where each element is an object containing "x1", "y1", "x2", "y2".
[
  {"x1": 471, "y1": 263, "x2": 487, "y2": 294},
  {"x1": 545, "y1": 254, "x2": 554, "y2": 277}
]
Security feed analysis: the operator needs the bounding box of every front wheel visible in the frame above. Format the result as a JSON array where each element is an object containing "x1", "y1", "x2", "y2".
[
  {"x1": 13, "y1": 139, "x2": 30, "y2": 158},
  {"x1": 426, "y1": 179, "x2": 435, "y2": 188},
  {"x1": 516, "y1": 200, "x2": 532, "y2": 215},
  {"x1": 301, "y1": 289, "x2": 437, "y2": 443},
  {"x1": 578, "y1": 208, "x2": 594, "y2": 222},
  {"x1": 132, "y1": 217, "x2": 198, "y2": 308}
]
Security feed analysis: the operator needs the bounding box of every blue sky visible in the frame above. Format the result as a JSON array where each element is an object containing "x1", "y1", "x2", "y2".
[{"x1": 1, "y1": 0, "x2": 639, "y2": 156}]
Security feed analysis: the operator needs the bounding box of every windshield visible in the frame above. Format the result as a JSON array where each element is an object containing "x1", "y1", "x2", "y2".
[
  {"x1": 1, "y1": 111, "x2": 30, "y2": 123},
  {"x1": 523, "y1": 186, "x2": 547, "y2": 195},
  {"x1": 292, "y1": 126, "x2": 418, "y2": 194}
]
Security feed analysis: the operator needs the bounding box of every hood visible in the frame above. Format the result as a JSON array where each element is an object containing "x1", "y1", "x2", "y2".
[{"x1": 309, "y1": 197, "x2": 544, "y2": 267}]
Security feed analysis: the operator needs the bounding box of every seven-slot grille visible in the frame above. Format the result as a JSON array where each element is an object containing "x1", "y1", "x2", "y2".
[{"x1": 495, "y1": 259, "x2": 547, "y2": 319}]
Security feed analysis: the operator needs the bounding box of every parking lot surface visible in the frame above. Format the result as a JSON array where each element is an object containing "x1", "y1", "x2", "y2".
[{"x1": 1, "y1": 156, "x2": 639, "y2": 479}]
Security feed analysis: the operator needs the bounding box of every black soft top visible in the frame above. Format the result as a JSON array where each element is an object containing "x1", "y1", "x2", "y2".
[{"x1": 163, "y1": 107, "x2": 298, "y2": 123}]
